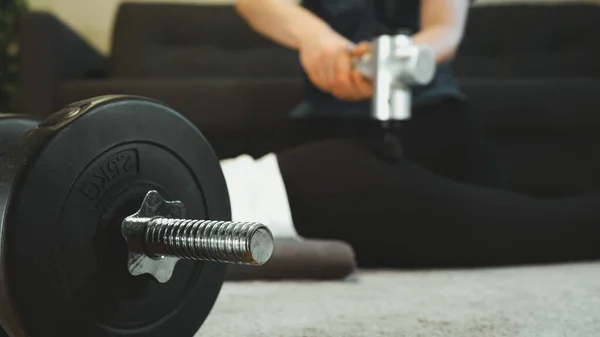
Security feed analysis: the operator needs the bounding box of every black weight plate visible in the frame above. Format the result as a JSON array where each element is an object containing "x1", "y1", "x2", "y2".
[
  {"x1": 0, "y1": 114, "x2": 39, "y2": 337},
  {"x1": 0, "y1": 96, "x2": 229, "y2": 337},
  {"x1": 0, "y1": 114, "x2": 39, "y2": 159}
]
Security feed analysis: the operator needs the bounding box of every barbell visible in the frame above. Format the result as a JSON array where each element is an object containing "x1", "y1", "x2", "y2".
[
  {"x1": 0, "y1": 33, "x2": 435, "y2": 337},
  {"x1": 0, "y1": 96, "x2": 274, "y2": 337}
]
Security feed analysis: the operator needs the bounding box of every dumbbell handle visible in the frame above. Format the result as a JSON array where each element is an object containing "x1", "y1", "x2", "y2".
[
  {"x1": 352, "y1": 34, "x2": 436, "y2": 122},
  {"x1": 121, "y1": 190, "x2": 274, "y2": 283}
]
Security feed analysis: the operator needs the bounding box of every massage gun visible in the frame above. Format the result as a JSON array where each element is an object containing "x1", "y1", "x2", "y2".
[{"x1": 353, "y1": 34, "x2": 436, "y2": 161}]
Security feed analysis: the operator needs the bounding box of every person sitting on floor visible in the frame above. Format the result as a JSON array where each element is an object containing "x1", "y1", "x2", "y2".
[
  {"x1": 223, "y1": 0, "x2": 600, "y2": 269},
  {"x1": 235, "y1": 0, "x2": 502, "y2": 187}
]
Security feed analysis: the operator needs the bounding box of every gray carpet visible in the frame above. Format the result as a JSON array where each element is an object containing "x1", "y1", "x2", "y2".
[{"x1": 197, "y1": 262, "x2": 600, "y2": 337}]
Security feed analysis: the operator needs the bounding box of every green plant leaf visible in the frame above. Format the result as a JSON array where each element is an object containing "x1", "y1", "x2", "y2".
[{"x1": 0, "y1": 0, "x2": 30, "y2": 112}]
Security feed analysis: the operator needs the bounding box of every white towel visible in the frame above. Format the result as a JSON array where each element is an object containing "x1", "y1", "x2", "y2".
[{"x1": 220, "y1": 153, "x2": 298, "y2": 238}]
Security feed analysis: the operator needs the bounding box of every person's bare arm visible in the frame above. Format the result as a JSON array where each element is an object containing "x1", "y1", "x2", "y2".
[
  {"x1": 236, "y1": 0, "x2": 355, "y2": 94},
  {"x1": 413, "y1": 0, "x2": 470, "y2": 63},
  {"x1": 235, "y1": 0, "x2": 340, "y2": 50}
]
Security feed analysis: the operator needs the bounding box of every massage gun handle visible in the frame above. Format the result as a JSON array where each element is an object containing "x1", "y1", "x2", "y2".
[{"x1": 352, "y1": 34, "x2": 436, "y2": 123}]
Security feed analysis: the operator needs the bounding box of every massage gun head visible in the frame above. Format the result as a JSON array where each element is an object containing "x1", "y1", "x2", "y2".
[
  {"x1": 353, "y1": 35, "x2": 436, "y2": 87},
  {"x1": 353, "y1": 34, "x2": 436, "y2": 122},
  {"x1": 390, "y1": 35, "x2": 436, "y2": 86}
]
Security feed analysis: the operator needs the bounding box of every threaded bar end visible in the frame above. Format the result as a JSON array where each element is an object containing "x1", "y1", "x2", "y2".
[{"x1": 143, "y1": 219, "x2": 274, "y2": 265}]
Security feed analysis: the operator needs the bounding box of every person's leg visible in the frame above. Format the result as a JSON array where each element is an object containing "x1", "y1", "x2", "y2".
[
  {"x1": 260, "y1": 116, "x2": 378, "y2": 157},
  {"x1": 266, "y1": 98, "x2": 505, "y2": 188},
  {"x1": 276, "y1": 139, "x2": 600, "y2": 268},
  {"x1": 400, "y1": 99, "x2": 507, "y2": 188}
]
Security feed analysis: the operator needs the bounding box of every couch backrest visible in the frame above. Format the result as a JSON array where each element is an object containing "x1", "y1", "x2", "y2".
[
  {"x1": 109, "y1": 3, "x2": 302, "y2": 78},
  {"x1": 454, "y1": 4, "x2": 600, "y2": 78},
  {"x1": 453, "y1": 4, "x2": 600, "y2": 197}
]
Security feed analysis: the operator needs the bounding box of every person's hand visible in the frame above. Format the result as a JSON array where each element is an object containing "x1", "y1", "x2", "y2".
[
  {"x1": 298, "y1": 32, "x2": 354, "y2": 93},
  {"x1": 330, "y1": 41, "x2": 373, "y2": 101}
]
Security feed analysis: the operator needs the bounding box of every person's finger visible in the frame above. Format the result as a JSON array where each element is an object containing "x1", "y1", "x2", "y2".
[
  {"x1": 334, "y1": 50, "x2": 352, "y2": 82},
  {"x1": 350, "y1": 41, "x2": 372, "y2": 57},
  {"x1": 325, "y1": 45, "x2": 350, "y2": 91},
  {"x1": 332, "y1": 84, "x2": 360, "y2": 101},
  {"x1": 332, "y1": 51, "x2": 359, "y2": 100},
  {"x1": 314, "y1": 55, "x2": 335, "y2": 92},
  {"x1": 332, "y1": 76, "x2": 358, "y2": 101},
  {"x1": 351, "y1": 69, "x2": 373, "y2": 99},
  {"x1": 335, "y1": 70, "x2": 372, "y2": 102},
  {"x1": 323, "y1": 56, "x2": 338, "y2": 90}
]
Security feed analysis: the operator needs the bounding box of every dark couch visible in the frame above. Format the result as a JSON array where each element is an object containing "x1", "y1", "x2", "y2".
[
  {"x1": 17, "y1": 2, "x2": 600, "y2": 197},
  {"x1": 454, "y1": 4, "x2": 600, "y2": 197},
  {"x1": 17, "y1": 3, "x2": 304, "y2": 159}
]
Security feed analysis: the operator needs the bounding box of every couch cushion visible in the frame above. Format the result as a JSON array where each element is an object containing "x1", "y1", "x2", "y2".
[
  {"x1": 459, "y1": 78, "x2": 600, "y2": 134},
  {"x1": 454, "y1": 4, "x2": 600, "y2": 78},
  {"x1": 58, "y1": 77, "x2": 304, "y2": 159},
  {"x1": 458, "y1": 77, "x2": 600, "y2": 196},
  {"x1": 491, "y1": 134, "x2": 600, "y2": 197},
  {"x1": 109, "y1": 3, "x2": 303, "y2": 79}
]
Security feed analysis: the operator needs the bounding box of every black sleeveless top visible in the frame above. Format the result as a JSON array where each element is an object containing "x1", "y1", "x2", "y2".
[{"x1": 290, "y1": 0, "x2": 465, "y2": 119}]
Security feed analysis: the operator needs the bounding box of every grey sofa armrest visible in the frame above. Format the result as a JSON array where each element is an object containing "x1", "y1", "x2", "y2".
[{"x1": 17, "y1": 12, "x2": 107, "y2": 118}]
